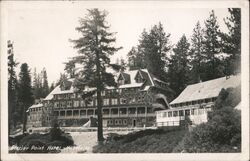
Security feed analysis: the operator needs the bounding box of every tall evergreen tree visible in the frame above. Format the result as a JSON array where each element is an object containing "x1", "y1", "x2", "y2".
[
  {"x1": 41, "y1": 68, "x2": 49, "y2": 98},
  {"x1": 189, "y1": 21, "x2": 206, "y2": 83},
  {"x1": 127, "y1": 46, "x2": 145, "y2": 70},
  {"x1": 50, "y1": 82, "x2": 55, "y2": 92},
  {"x1": 119, "y1": 58, "x2": 126, "y2": 72},
  {"x1": 168, "y1": 35, "x2": 190, "y2": 97},
  {"x1": 139, "y1": 23, "x2": 171, "y2": 81},
  {"x1": 56, "y1": 73, "x2": 68, "y2": 86},
  {"x1": 33, "y1": 68, "x2": 42, "y2": 99},
  {"x1": 70, "y1": 9, "x2": 121, "y2": 142},
  {"x1": 64, "y1": 59, "x2": 76, "y2": 78},
  {"x1": 220, "y1": 8, "x2": 241, "y2": 74},
  {"x1": 128, "y1": 23, "x2": 171, "y2": 80},
  {"x1": 203, "y1": 10, "x2": 224, "y2": 80},
  {"x1": 7, "y1": 40, "x2": 18, "y2": 132},
  {"x1": 18, "y1": 63, "x2": 34, "y2": 133}
]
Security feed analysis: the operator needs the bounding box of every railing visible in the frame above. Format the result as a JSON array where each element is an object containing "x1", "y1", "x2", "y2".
[
  {"x1": 57, "y1": 113, "x2": 156, "y2": 119},
  {"x1": 156, "y1": 121, "x2": 180, "y2": 127},
  {"x1": 28, "y1": 126, "x2": 158, "y2": 133}
]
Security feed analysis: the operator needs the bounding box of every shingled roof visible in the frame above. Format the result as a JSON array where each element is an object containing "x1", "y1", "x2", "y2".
[{"x1": 170, "y1": 74, "x2": 241, "y2": 105}]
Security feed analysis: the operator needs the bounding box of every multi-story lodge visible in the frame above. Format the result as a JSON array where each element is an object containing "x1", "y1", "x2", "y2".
[
  {"x1": 156, "y1": 74, "x2": 241, "y2": 127},
  {"x1": 27, "y1": 69, "x2": 173, "y2": 128}
]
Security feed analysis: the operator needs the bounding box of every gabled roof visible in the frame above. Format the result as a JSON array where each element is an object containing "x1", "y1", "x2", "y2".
[
  {"x1": 43, "y1": 69, "x2": 170, "y2": 101},
  {"x1": 170, "y1": 74, "x2": 241, "y2": 105},
  {"x1": 44, "y1": 86, "x2": 61, "y2": 100},
  {"x1": 29, "y1": 103, "x2": 43, "y2": 109}
]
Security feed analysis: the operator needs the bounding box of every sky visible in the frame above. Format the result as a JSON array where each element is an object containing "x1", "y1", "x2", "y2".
[{"x1": 5, "y1": 1, "x2": 231, "y2": 85}]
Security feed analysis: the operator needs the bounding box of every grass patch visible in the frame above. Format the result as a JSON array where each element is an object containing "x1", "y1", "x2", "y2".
[{"x1": 93, "y1": 129, "x2": 187, "y2": 153}]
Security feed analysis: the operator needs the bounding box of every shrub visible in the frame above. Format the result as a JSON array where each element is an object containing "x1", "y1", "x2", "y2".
[
  {"x1": 11, "y1": 126, "x2": 74, "y2": 153},
  {"x1": 93, "y1": 129, "x2": 187, "y2": 153},
  {"x1": 50, "y1": 123, "x2": 62, "y2": 141},
  {"x1": 174, "y1": 86, "x2": 241, "y2": 153}
]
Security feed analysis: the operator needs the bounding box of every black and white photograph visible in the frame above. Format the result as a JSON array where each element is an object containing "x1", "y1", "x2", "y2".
[{"x1": 1, "y1": 1, "x2": 249, "y2": 161}]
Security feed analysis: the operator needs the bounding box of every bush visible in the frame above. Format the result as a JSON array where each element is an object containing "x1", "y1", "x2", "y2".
[
  {"x1": 9, "y1": 133, "x2": 28, "y2": 146},
  {"x1": 10, "y1": 126, "x2": 74, "y2": 153},
  {"x1": 50, "y1": 123, "x2": 62, "y2": 141},
  {"x1": 174, "y1": 86, "x2": 241, "y2": 153},
  {"x1": 93, "y1": 129, "x2": 187, "y2": 153}
]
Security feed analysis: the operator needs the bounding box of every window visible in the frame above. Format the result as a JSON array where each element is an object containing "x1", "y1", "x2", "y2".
[
  {"x1": 73, "y1": 110, "x2": 79, "y2": 116},
  {"x1": 173, "y1": 111, "x2": 178, "y2": 117},
  {"x1": 73, "y1": 101, "x2": 79, "y2": 107},
  {"x1": 55, "y1": 102, "x2": 59, "y2": 108},
  {"x1": 185, "y1": 109, "x2": 190, "y2": 116},
  {"x1": 123, "y1": 119, "x2": 127, "y2": 125},
  {"x1": 103, "y1": 99, "x2": 109, "y2": 106},
  {"x1": 80, "y1": 110, "x2": 86, "y2": 116},
  {"x1": 118, "y1": 79, "x2": 125, "y2": 85},
  {"x1": 87, "y1": 109, "x2": 94, "y2": 115},
  {"x1": 111, "y1": 98, "x2": 118, "y2": 105},
  {"x1": 67, "y1": 101, "x2": 72, "y2": 107},
  {"x1": 111, "y1": 108, "x2": 118, "y2": 115},
  {"x1": 87, "y1": 100, "x2": 93, "y2": 106},
  {"x1": 66, "y1": 110, "x2": 72, "y2": 116},
  {"x1": 163, "y1": 112, "x2": 167, "y2": 117},
  {"x1": 54, "y1": 111, "x2": 59, "y2": 116},
  {"x1": 191, "y1": 109, "x2": 195, "y2": 115},
  {"x1": 60, "y1": 111, "x2": 65, "y2": 117},
  {"x1": 120, "y1": 98, "x2": 126, "y2": 104},
  {"x1": 179, "y1": 110, "x2": 184, "y2": 116},
  {"x1": 168, "y1": 111, "x2": 172, "y2": 117},
  {"x1": 118, "y1": 74, "x2": 125, "y2": 85},
  {"x1": 135, "y1": 72, "x2": 143, "y2": 83},
  {"x1": 80, "y1": 100, "x2": 85, "y2": 107},
  {"x1": 101, "y1": 91, "x2": 105, "y2": 96},
  {"x1": 103, "y1": 109, "x2": 109, "y2": 115}
]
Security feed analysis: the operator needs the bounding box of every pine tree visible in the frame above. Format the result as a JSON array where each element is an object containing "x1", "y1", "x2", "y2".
[
  {"x1": 18, "y1": 63, "x2": 34, "y2": 133},
  {"x1": 33, "y1": 68, "x2": 42, "y2": 99},
  {"x1": 42, "y1": 68, "x2": 49, "y2": 98},
  {"x1": 128, "y1": 23, "x2": 171, "y2": 80},
  {"x1": 64, "y1": 59, "x2": 76, "y2": 78},
  {"x1": 139, "y1": 23, "x2": 171, "y2": 81},
  {"x1": 7, "y1": 40, "x2": 18, "y2": 132},
  {"x1": 119, "y1": 58, "x2": 126, "y2": 72},
  {"x1": 189, "y1": 21, "x2": 206, "y2": 83},
  {"x1": 127, "y1": 46, "x2": 145, "y2": 70},
  {"x1": 50, "y1": 82, "x2": 55, "y2": 92},
  {"x1": 56, "y1": 73, "x2": 68, "y2": 86},
  {"x1": 220, "y1": 8, "x2": 241, "y2": 74},
  {"x1": 168, "y1": 35, "x2": 190, "y2": 97},
  {"x1": 203, "y1": 10, "x2": 224, "y2": 80},
  {"x1": 69, "y1": 9, "x2": 121, "y2": 142}
]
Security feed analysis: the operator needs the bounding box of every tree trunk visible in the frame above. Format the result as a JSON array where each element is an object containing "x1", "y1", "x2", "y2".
[
  {"x1": 22, "y1": 105, "x2": 27, "y2": 134},
  {"x1": 95, "y1": 33, "x2": 104, "y2": 143}
]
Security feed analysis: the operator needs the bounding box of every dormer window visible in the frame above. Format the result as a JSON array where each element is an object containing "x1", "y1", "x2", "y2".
[
  {"x1": 118, "y1": 79, "x2": 125, "y2": 85},
  {"x1": 118, "y1": 72, "x2": 130, "y2": 85},
  {"x1": 135, "y1": 71, "x2": 144, "y2": 83},
  {"x1": 117, "y1": 73, "x2": 125, "y2": 85},
  {"x1": 135, "y1": 76, "x2": 143, "y2": 83}
]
